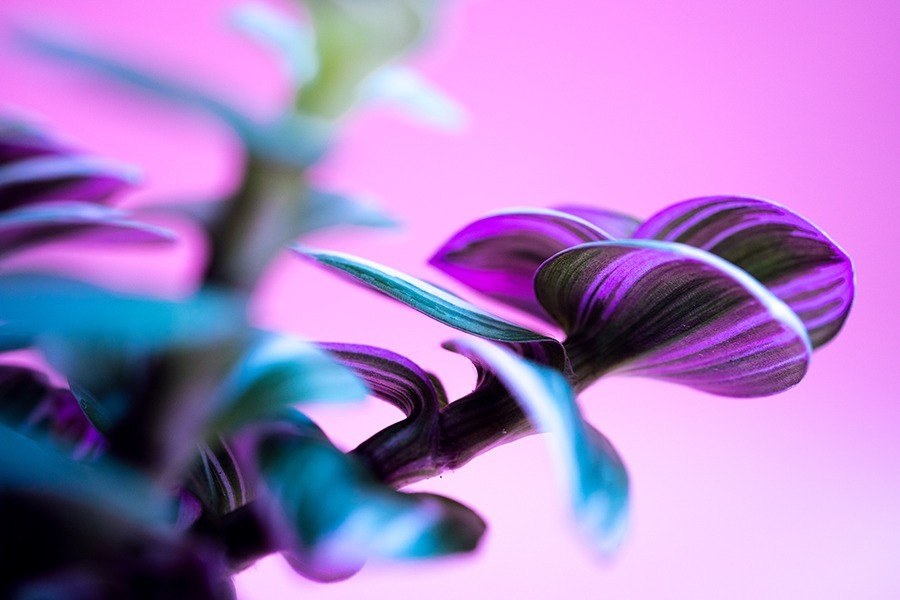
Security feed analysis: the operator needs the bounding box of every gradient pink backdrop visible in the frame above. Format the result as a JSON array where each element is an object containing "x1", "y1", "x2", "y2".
[{"x1": 2, "y1": 1, "x2": 898, "y2": 598}]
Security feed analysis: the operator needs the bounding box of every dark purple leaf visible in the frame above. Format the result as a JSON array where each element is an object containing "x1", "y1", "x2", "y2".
[
  {"x1": 634, "y1": 196, "x2": 854, "y2": 348},
  {"x1": 429, "y1": 208, "x2": 612, "y2": 318},
  {"x1": 320, "y1": 343, "x2": 443, "y2": 486},
  {"x1": 535, "y1": 240, "x2": 812, "y2": 397},
  {"x1": 0, "y1": 156, "x2": 138, "y2": 210}
]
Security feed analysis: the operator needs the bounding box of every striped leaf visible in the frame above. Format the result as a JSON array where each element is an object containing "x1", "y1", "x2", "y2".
[
  {"x1": 429, "y1": 208, "x2": 612, "y2": 319},
  {"x1": 320, "y1": 343, "x2": 443, "y2": 485},
  {"x1": 445, "y1": 337, "x2": 629, "y2": 555},
  {"x1": 634, "y1": 196, "x2": 854, "y2": 348},
  {"x1": 293, "y1": 245, "x2": 562, "y2": 348},
  {"x1": 0, "y1": 202, "x2": 174, "y2": 258},
  {"x1": 535, "y1": 241, "x2": 812, "y2": 397},
  {"x1": 0, "y1": 155, "x2": 137, "y2": 209}
]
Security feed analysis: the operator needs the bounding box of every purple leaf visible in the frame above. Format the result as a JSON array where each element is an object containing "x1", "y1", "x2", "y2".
[
  {"x1": 0, "y1": 202, "x2": 174, "y2": 257},
  {"x1": 535, "y1": 240, "x2": 812, "y2": 397},
  {"x1": 634, "y1": 196, "x2": 854, "y2": 348},
  {"x1": 429, "y1": 208, "x2": 612, "y2": 319},
  {"x1": 320, "y1": 343, "x2": 443, "y2": 486},
  {"x1": 553, "y1": 204, "x2": 642, "y2": 239},
  {"x1": 0, "y1": 155, "x2": 139, "y2": 210}
]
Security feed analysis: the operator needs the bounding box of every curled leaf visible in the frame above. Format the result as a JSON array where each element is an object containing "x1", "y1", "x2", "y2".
[
  {"x1": 535, "y1": 241, "x2": 812, "y2": 397},
  {"x1": 320, "y1": 343, "x2": 442, "y2": 485}
]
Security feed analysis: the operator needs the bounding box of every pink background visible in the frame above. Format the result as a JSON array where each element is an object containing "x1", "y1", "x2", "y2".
[{"x1": 2, "y1": 1, "x2": 899, "y2": 598}]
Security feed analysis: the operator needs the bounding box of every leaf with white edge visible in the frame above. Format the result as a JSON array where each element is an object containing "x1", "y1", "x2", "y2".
[
  {"x1": 212, "y1": 334, "x2": 368, "y2": 432},
  {"x1": 535, "y1": 240, "x2": 812, "y2": 397},
  {"x1": 553, "y1": 204, "x2": 642, "y2": 239},
  {"x1": 444, "y1": 337, "x2": 629, "y2": 556},
  {"x1": 360, "y1": 65, "x2": 466, "y2": 130},
  {"x1": 293, "y1": 245, "x2": 559, "y2": 345},
  {"x1": 429, "y1": 208, "x2": 612, "y2": 319},
  {"x1": 230, "y1": 2, "x2": 319, "y2": 86},
  {"x1": 0, "y1": 202, "x2": 174, "y2": 257},
  {"x1": 320, "y1": 343, "x2": 442, "y2": 485},
  {"x1": 0, "y1": 274, "x2": 242, "y2": 349},
  {"x1": 297, "y1": 188, "x2": 399, "y2": 236},
  {"x1": 19, "y1": 30, "x2": 330, "y2": 167},
  {"x1": 254, "y1": 411, "x2": 486, "y2": 582},
  {"x1": 634, "y1": 195, "x2": 855, "y2": 348},
  {"x1": 187, "y1": 435, "x2": 250, "y2": 517},
  {"x1": 0, "y1": 155, "x2": 138, "y2": 209}
]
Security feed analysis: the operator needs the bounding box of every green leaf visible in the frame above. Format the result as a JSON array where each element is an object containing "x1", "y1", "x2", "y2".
[
  {"x1": 360, "y1": 65, "x2": 465, "y2": 130},
  {"x1": 292, "y1": 245, "x2": 557, "y2": 344},
  {"x1": 445, "y1": 337, "x2": 630, "y2": 556},
  {"x1": 297, "y1": 0, "x2": 441, "y2": 118},
  {"x1": 230, "y1": 2, "x2": 319, "y2": 86}
]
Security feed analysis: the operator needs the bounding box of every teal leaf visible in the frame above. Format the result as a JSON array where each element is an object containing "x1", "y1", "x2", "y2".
[
  {"x1": 229, "y1": 2, "x2": 319, "y2": 87},
  {"x1": 444, "y1": 337, "x2": 629, "y2": 555},
  {"x1": 255, "y1": 411, "x2": 486, "y2": 581},
  {"x1": 212, "y1": 333, "x2": 368, "y2": 432},
  {"x1": 0, "y1": 274, "x2": 242, "y2": 349},
  {"x1": 19, "y1": 30, "x2": 331, "y2": 167},
  {"x1": 292, "y1": 245, "x2": 559, "y2": 345},
  {"x1": 297, "y1": 188, "x2": 399, "y2": 236}
]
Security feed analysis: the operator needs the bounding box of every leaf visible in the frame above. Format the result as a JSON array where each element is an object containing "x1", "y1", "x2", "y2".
[
  {"x1": 535, "y1": 240, "x2": 812, "y2": 397},
  {"x1": 297, "y1": 188, "x2": 399, "y2": 236},
  {"x1": 293, "y1": 245, "x2": 559, "y2": 345},
  {"x1": 229, "y1": 2, "x2": 319, "y2": 87},
  {"x1": 187, "y1": 435, "x2": 250, "y2": 517},
  {"x1": 429, "y1": 208, "x2": 612, "y2": 319},
  {"x1": 444, "y1": 337, "x2": 629, "y2": 555},
  {"x1": 360, "y1": 65, "x2": 466, "y2": 130},
  {"x1": 552, "y1": 204, "x2": 642, "y2": 239},
  {"x1": 320, "y1": 343, "x2": 442, "y2": 485},
  {"x1": 634, "y1": 195, "x2": 855, "y2": 348},
  {"x1": 0, "y1": 155, "x2": 138, "y2": 209},
  {"x1": 18, "y1": 30, "x2": 331, "y2": 167},
  {"x1": 0, "y1": 365, "x2": 106, "y2": 459},
  {"x1": 0, "y1": 202, "x2": 175, "y2": 258},
  {"x1": 212, "y1": 334, "x2": 368, "y2": 432},
  {"x1": 254, "y1": 411, "x2": 486, "y2": 582},
  {"x1": 0, "y1": 274, "x2": 242, "y2": 349},
  {"x1": 296, "y1": 0, "x2": 440, "y2": 118}
]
